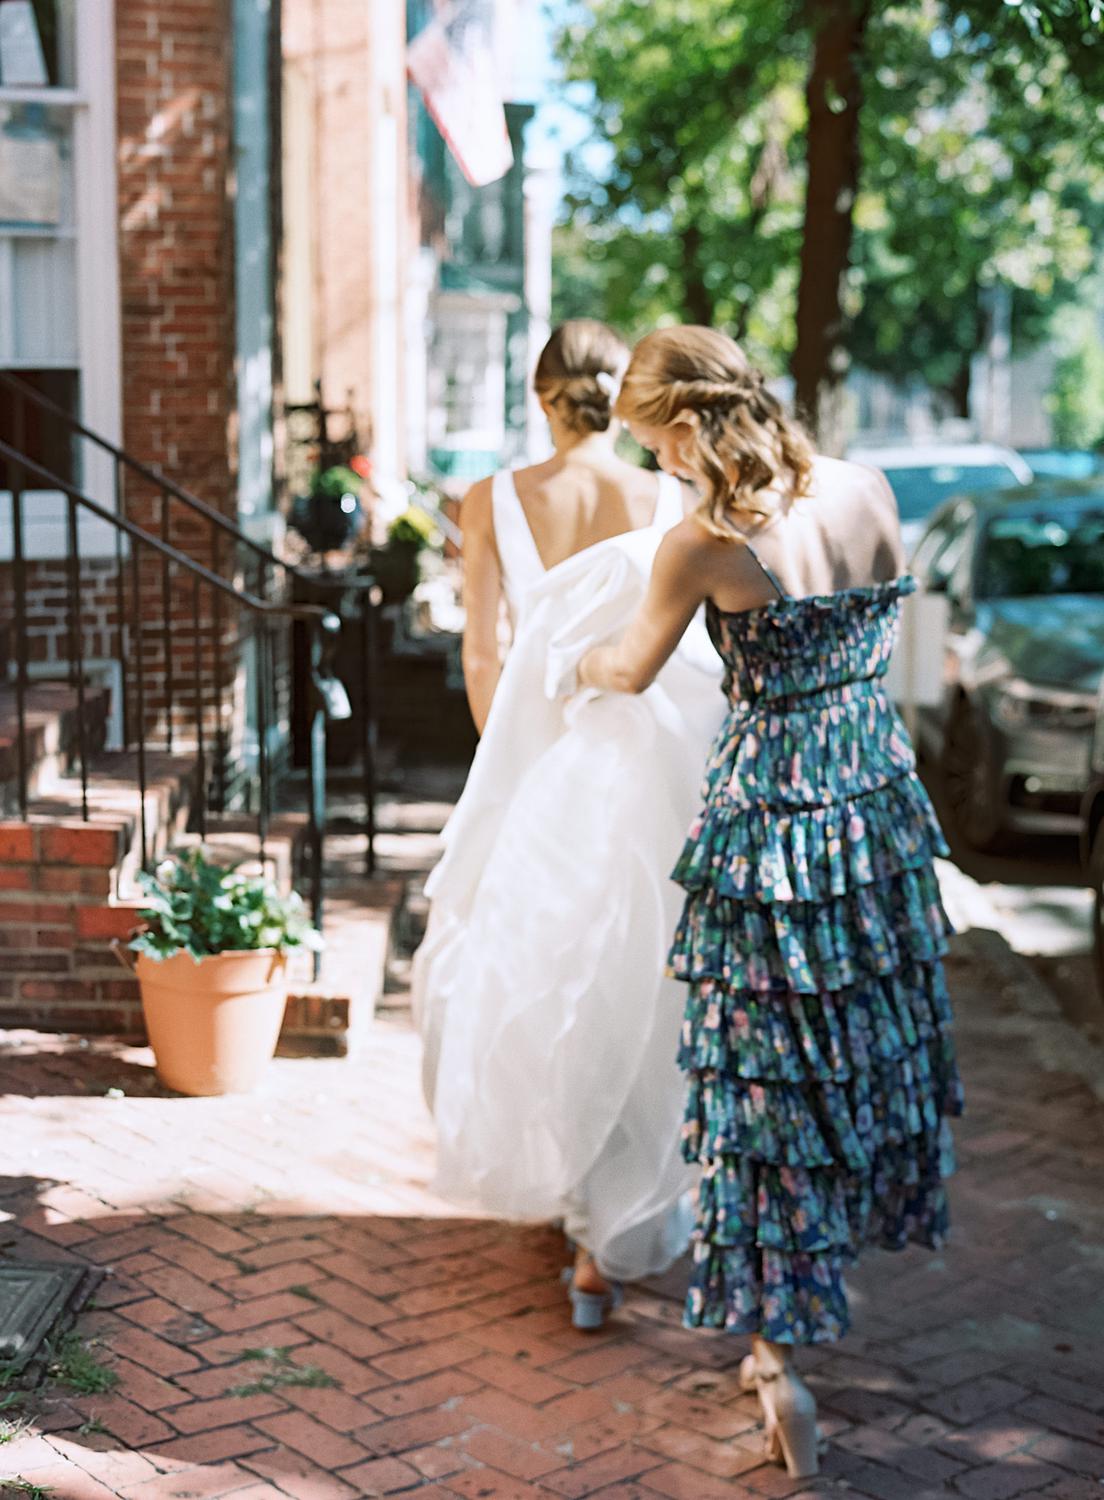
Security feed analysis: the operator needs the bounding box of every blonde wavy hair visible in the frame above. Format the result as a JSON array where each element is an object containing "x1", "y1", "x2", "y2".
[
  {"x1": 534, "y1": 320, "x2": 629, "y2": 437},
  {"x1": 615, "y1": 326, "x2": 814, "y2": 537}
]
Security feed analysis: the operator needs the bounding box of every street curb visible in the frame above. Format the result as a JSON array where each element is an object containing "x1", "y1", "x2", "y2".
[{"x1": 949, "y1": 926, "x2": 1104, "y2": 1102}]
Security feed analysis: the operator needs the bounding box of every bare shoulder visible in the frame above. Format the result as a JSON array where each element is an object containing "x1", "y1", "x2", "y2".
[
  {"x1": 657, "y1": 514, "x2": 763, "y2": 592},
  {"x1": 811, "y1": 453, "x2": 892, "y2": 500},
  {"x1": 657, "y1": 514, "x2": 719, "y2": 568},
  {"x1": 810, "y1": 454, "x2": 903, "y2": 572},
  {"x1": 509, "y1": 457, "x2": 560, "y2": 496},
  {"x1": 460, "y1": 474, "x2": 495, "y2": 532}
]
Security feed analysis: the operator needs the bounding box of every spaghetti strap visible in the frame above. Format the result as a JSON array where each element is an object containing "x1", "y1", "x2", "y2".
[{"x1": 744, "y1": 542, "x2": 787, "y2": 600}]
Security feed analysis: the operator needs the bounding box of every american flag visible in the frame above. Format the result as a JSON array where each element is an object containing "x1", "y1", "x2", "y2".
[{"x1": 407, "y1": 0, "x2": 514, "y2": 189}]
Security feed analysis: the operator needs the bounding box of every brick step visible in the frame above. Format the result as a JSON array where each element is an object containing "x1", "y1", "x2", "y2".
[
  {"x1": 281, "y1": 872, "x2": 406, "y2": 1056},
  {"x1": 0, "y1": 747, "x2": 200, "y2": 1034},
  {"x1": 0, "y1": 702, "x2": 398, "y2": 1050},
  {"x1": 29, "y1": 749, "x2": 199, "y2": 897},
  {"x1": 0, "y1": 683, "x2": 112, "y2": 814}
]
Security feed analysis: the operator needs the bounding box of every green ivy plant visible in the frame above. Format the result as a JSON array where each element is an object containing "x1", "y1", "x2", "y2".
[{"x1": 129, "y1": 849, "x2": 323, "y2": 963}]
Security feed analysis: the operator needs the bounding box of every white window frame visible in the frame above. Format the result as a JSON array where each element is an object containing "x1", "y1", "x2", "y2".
[{"x1": 0, "y1": 0, "x2": 122, "y2": 561}]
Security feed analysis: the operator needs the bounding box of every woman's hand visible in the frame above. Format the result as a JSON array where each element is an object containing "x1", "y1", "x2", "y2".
[{"x1": 577, "y1": 522, "x2": 710, "y2": 694}]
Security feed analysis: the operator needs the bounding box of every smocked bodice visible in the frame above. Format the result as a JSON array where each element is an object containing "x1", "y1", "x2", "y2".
[
  {"x1": 699, "y1": 579, "x2": 918, "y2": 812},
  {"x1": 705, "y1": 578, "x2": 914, "y2": 709}
]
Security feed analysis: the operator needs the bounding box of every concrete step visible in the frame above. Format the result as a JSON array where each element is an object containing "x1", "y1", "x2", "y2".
[{"x1": 25, "y1": 748, "x2": 199, "y2": 902}]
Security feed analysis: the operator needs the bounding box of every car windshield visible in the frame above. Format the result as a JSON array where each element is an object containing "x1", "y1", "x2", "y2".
[
  {"x1": 979, "y1": 509, "x2": 1104, "y2": 598},
  {"x1": 883, "y1": 463, "x2": 1022, "y2": 522}
]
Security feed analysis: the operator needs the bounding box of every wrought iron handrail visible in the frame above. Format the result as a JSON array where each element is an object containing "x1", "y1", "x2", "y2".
[
  {"x1": 0, "y1": 438, "x2": 340, "y2": 974},
  {"x1": 0, "y1": 370, "x2": 315, "y2": 587},
  {"x1": 0, "y1": 371, "x2": 379, "y2": 878}
]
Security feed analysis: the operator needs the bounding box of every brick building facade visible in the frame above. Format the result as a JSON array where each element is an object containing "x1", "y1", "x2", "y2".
[
  {"x1": 115, "y1": 0, "x2": 240, "y2": 530},
  {"x1": 0, "y1": 0, "x2": 280, "y2": 1033},
  {"x1": 0, "y1": 1, "x2": 545, "y2": 1036}
]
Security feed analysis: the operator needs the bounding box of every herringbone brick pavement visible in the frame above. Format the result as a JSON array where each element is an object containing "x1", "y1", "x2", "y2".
[{"x1": 1, "y1": 923, "x2": 1102, "y2": 1499}]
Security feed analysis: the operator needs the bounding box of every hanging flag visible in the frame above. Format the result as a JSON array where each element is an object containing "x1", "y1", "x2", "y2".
[{"x1": 407, "y1": 0, "x2": 514, "y2": 189}]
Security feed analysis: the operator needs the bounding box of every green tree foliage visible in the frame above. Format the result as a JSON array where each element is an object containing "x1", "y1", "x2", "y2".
[
  {"x1": 1045, "y1": 292, "x2": 1104, "y2": 447},
  {"x1": 851, "y1": 5, "x2": 1104, "y2": 410},
  {"x1": 555, "y1": 0, "x2": 809, "y2": 372},
  {"x1": 555, "y1": 0, "x2": 1104, "y2": 414}
]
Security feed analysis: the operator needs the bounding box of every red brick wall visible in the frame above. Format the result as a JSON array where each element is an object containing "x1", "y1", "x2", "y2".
[
  {"x1": 283, "y1": 0, "x2": 369, "y2": 427},
  {"x1": 109, "y1": 0, "x2": 240, "y2": 749},
  {"x1": 115, "y1": 0, "x2": 238, "y2": 529},
  {"x1": 0, "y1": 822, "x2": 143, "y2": 1035},
  {"x1": 0, "y1": 559, "x2": 119, "y2": 671},
  {"x1": 0, "y1": 1, "x2": 241, "y2": 749}
]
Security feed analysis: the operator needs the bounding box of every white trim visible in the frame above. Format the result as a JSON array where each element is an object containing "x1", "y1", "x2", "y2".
[
  {"x1": 73, "y1": 0, "x2": 121, "y2": 494},
  {"x1": 1, "y1": 227, "x2": 77, "y2": 242},
  {"x1": 240, "y1": 509, "x2": 284, "y2": 551},
  {"x1": 0, "y1": 241, "x2": 12, "y2": 352},
  {"x1": 0, "y1": 489, "x2": 120, "y2": 560},
  {"x1": 0, "y1": 86, "x2": 83, "y2": 105},
  {"x1": 0, "y1": 0, "x2": 121, "y2": 560},
  {"x1": 369, "y1": 6, "x2": 404, "y2": 484}
]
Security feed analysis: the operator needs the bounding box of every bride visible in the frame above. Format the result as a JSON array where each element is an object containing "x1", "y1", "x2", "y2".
[{"x1": 412, "y1": 320, "x2": 723, "y2": 1325}]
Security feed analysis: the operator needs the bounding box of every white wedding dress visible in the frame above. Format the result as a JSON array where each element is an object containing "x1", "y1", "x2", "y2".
[{"x1": 412, "y1": 470, "x2": 724, "y2": 1281}]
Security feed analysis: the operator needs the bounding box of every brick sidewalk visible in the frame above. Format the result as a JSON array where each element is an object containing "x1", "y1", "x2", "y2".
[{"x1": 2, "y1": 926, "x2": 1103, "y2": 1498}]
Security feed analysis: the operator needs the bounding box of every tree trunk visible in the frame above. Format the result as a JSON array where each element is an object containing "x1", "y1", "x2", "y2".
[
  {"x1": 947, "y1": 359, "x2": 972, "y2": 421},
  {"x1": 791, "y1": 0, "x2": 872, "y2": 450},
  {"x1": 680, "y1": 222, "x2": 714, "y2": 327}
]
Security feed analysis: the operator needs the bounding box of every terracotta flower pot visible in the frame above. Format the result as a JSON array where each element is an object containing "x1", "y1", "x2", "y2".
[{"x1": 134, "y1": 948, "x2": 289, "y2": 1096}]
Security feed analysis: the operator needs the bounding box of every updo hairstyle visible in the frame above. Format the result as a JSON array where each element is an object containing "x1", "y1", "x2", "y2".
[{"x1": 533, "y1": 320, "x2": 630, "y2": 437}]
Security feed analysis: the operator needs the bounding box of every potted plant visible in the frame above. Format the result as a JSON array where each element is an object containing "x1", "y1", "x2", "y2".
[
  {"x1": 369, "y1": 503, "x2": 442, "y2": 603},
  {"x1": 288, "y1": 463, "x2": 368, "y2": 557},
  {"x1": 120, "y1": 849, "x2": 322, "y2": 1096}
]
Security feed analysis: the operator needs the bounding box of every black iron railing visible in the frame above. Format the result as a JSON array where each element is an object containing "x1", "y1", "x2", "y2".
[
  {"x1": 0, "y1": 370, "x2": 380, "y2": 876},
  {"x1": 1, "y1": 402, "x2": 383, "y2": 981},
  {"x1": 0, "y1": 369, "x2": 379, "y2": 876},
  {"x1": 0, "y1": 438, "x2": 346, "y2": 971}
]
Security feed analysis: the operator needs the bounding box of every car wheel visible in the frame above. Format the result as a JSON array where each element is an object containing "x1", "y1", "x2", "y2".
[
  {"x1": 1091, "y1": 823, "x2": 1104, "y2": 1005},
  {"x1": 942, "y1": 699, "x2": 1006, "y2": 852}
]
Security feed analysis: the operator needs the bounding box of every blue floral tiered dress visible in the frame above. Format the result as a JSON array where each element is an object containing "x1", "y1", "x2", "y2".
[{"x1": 669, "y1": 571, "x2": 963, "y2": 1345}]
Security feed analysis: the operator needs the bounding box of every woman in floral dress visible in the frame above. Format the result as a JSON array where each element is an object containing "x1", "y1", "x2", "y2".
[{"x1": 578, "y1": 326, "x2": 962, "y2": 1480}]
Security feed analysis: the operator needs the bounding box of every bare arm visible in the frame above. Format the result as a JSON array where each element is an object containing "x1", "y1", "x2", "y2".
[
  {"x1": 578, "y1": 523, "x2": 711, "y2": 695},
  {"x1": 459, "y1": 478, "x2": 504, "y2": 734}
]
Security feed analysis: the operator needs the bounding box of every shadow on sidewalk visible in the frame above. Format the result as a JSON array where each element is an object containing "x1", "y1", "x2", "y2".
[{"x1": 3, "y1": 926, "x2": 1104, "y2": 1500}]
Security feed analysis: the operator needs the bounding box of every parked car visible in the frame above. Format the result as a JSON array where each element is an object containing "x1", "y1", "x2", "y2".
[
  {"x1": 1079, "y1": 683, "x2": 1104, "y2": 1000},
  {"x1": 909, "y1": 482, "x2": 1104, "y2": 850},
  {"x1": 846, "y1": 442, "x2": 1033, "y2": 553},
  {"x1": 1019, "y1": 448, "x2": 1104, "y2": 481}
]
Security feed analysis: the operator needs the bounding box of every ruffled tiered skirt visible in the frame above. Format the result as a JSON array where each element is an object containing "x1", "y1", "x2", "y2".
[{"x1": 669, "y1": 697, "x2": 963, "y2": 1345}]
